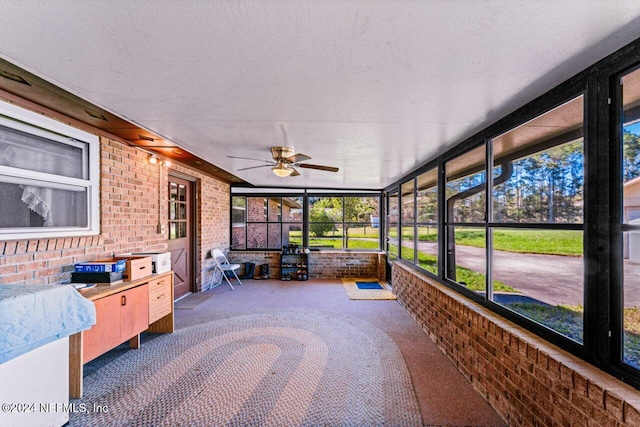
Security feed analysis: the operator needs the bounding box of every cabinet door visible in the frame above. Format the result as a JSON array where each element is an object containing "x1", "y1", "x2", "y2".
[
  {"x1": 82, "y1": 295, "x2": 121, "y2": 364},
  {"x1": 120, "y1": 284, "x2": 149, "y2": 341}
]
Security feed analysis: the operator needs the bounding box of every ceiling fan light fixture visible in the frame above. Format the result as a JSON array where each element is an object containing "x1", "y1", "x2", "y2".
[{"x1": 272, "y1": 162, "x2": 293, "y2": 177}]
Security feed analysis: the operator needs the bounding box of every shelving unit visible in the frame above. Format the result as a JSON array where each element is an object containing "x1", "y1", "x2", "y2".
[{"x1": 280, "y1": 251, "x2": 309, "y2": 281}]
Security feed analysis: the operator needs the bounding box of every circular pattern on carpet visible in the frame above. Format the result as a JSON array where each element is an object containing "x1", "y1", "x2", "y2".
[{"x1": 71, "y1": 309, "x2": 422, "y2": 426}]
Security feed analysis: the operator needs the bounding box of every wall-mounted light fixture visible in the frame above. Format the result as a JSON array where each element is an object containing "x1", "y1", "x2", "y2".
[{"x1": 148, "y1": 154, "x2": 159, "y2": 165}]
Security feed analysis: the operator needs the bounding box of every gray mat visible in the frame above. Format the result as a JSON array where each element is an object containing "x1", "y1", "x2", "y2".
[{"x1": 71, "y1": 309, "x2": 422, "y2": 426}]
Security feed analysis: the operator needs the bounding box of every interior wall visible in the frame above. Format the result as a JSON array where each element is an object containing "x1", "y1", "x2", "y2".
[{"x1": 0, "y1": 99, "x2": 230, "y2": 288}]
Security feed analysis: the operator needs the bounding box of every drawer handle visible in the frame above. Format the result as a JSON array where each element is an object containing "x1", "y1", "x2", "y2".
[
  {"x1": 121, "y1": 295, "x2": 126, "y2": 306},
  {"x1": 157, "y1": 294, "x2": 166, "y2": 300},
  {"x1": 156, "y1": 280, "x2": 165, "y2": 286},
  {"x1": 139, "y1": 266, "x2": 146, "y2": 270}
]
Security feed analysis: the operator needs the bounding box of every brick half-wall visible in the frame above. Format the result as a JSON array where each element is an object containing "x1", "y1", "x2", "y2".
[
  {"x1": 392, "y1": 261, "x2": 640, "y2": 426},
  {"x1": 228, "y1": 251, "x2": 385, "y2": 280}
]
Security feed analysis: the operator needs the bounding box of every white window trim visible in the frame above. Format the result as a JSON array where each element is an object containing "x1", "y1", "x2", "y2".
[{"x1": 0, "y1": 100, "x2": 100, "y2": 241}]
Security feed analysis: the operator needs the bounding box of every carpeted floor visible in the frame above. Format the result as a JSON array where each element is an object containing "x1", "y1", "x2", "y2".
[{"x1": 70, "y1": 309, "x2": 421, "y2": 426}]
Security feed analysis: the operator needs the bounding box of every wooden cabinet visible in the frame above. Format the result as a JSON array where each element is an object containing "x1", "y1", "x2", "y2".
[
  {"x1": 69, "y1": 271, "x2": 174, "y2": 398},
  {"x1": 82, "y1": 284, "x2": 148, "y2": 364},
  {"x1": 148, "y1": 275, "x2": 172, "y2": 324}
]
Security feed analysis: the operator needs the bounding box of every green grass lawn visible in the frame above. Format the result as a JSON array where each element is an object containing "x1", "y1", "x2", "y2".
[
  {"x1": 391, "y1": 227, "x2": 582, "y2": 256},
  {"x1": 399, "y1": 247, "x2": 516, "y2": 292}
]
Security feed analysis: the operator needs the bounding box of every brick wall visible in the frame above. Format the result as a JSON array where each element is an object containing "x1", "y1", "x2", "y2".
[
  {"x1": 228, "y1": 250, "x2": 384, "y2": 280},
  {"x1": 392, "y1": 262, "x2": 640, "y2": 426},
  {"x1": 0, "y1": 135, "x2": 230, "y2": 290}
]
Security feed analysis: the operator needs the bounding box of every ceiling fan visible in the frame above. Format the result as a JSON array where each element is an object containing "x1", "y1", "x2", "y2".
[{"x1": 227, "y1": 125, "x2": 339, "y2": 177}]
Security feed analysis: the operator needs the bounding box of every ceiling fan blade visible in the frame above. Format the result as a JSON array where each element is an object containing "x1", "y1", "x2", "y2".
[
  {"x1": 289, "y1": 167, "x2": 301, "y2": 177},
  {"x1": 227, "y1": 155, "x2": 274, "y2": 164},
  {"x1": 286, "y1": 153, "x2": 311, "y2": 163},
  {"x1": 237, "y1": 164, "x2": 274, "y2": 171},
  {"x1": 297, "y1": 163, "x2": 339, "y2": 172}
]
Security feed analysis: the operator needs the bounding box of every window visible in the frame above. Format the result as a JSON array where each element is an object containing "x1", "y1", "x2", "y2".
[
  {"x1": 444, "y1": 144, "x2": 486, "y2": 293},
  {"x1": 0, "y1": 100, "x2": 99, "y2": 240},
  {"x1": 416, "y1": 169, "x2": 438, "y2": 274},
  {"x1": 308, "y1": 195, "x2": 380, "y2": 250},
  {"x1": 231, "y1": 195, "x2": 304, "y2": 250},
  {"x1": 231, "y1": 193, "x2": 380, "y2": 251},
  {"x1": 490, "y1": 95, "x2": 584, "y2": 343},
  {"x1": 621, "y1": 67, "x2": 640, "y2": 368}
]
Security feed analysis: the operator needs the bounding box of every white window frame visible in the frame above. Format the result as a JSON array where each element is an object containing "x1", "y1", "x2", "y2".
[{"x1": 0, "y1": 100, "x2": 100, "y2": 241}]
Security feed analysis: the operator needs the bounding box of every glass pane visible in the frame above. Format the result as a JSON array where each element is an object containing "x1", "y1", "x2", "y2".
[
  {"x1": 232, "y1": 196, "x2": 246, "y2": 224},
  {"x1": 283, "y1": 197, "x2": 303, "y2": 222},
  {"x1": 417, "y1": 224, "x2": 437, "y2": 274},
  {"x1": 247, "y1": 197, "x2": 267, "y2": 222},
  {"x1": 247, "y1": 223, "x2": 267, "y2": 248},
  {"x1": 0, "y1": 181, "x2": 88, "y2": 228},
  {"x1": 284, "y1": 223, "x2": 302, "y2": 246},
  {"x1": 401, "y1": 224, "x2": 415, "y2": 262},
  {"x1": 232, "y1": 225, "x2": 246, "y2": 250},
  {"x1": 401, "y1": 180, "x2": 415, "y2": 224},
  {"x1": 344, "y1": 196, "x2": 379, "y2": 223},
  {"x1": 268, "y1": 223, "x2": 282, "y2": 248},
  {"x1": 268, "y1": 197, "x2": 281, "y2": 222},
  {"x1": 309, "y1": 196, "x2": 343, "y2": 223},
  {"x1": 492, "y1": 96, "x2": 584, "y2": 224},
  {"x1": 178, "y1": 203, "x2": 186, "y2": 220},
  {"x1": 446, "y1": 226, "x2": 485, "y2": 293},
  {"x1": 417, "y1": 169, "x2": 438, "y2": 223},
  {"x1": 446, "y1": 144, "x2": 486, "y2": 223},
  {"x1": 179, "y1": 221, "x2": 187, "y2": 238},
  {"x1": 345, "y1": 223, "x2": 380, "y2": 250},
  {"x1": 387, "y1": 192, "x2": 399, "y2": 256},
  {"x1": 491, "y1": 228, "x2": 584, "y2": 343},
  {"x1": 178, "y1": 184, "x2": 186, "y2": 202},
  {"x1": 170, "y1": 183, "x2": 178, "y2": 201},
  {"x1": 0, "y1": 124, "x2": 86, "y2": 179},
  {"x1": 622, "y1": 67, "x2": 640, "y2": 368},
  {"x1": 169, "y1": 222, "x2": 177, "y2": 240}
]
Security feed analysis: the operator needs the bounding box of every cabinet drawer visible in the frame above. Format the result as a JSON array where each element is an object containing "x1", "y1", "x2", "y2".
[{"x1": 149, "y1": 277, "x2": 172, "y2": 323}]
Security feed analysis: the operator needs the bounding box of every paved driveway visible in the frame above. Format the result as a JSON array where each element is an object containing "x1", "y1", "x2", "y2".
[{"x1": 414, "y1": 241, "x2": 640, "y2": 307}]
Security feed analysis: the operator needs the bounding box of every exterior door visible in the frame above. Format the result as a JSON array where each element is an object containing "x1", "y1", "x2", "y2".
[{"x1": 167, "y1": 176, "x2": 194, "y2": 299}]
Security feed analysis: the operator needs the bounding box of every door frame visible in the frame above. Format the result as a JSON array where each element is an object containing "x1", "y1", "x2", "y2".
[{"x1": 168, "y1": 171, "x2": 198, "y2": 296}]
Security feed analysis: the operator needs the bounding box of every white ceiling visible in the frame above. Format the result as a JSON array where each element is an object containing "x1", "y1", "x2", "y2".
[{"x1": 1, "y1": 1, "x2": 640, "y2": 189}]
